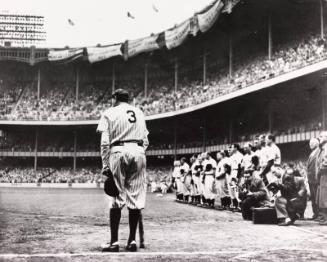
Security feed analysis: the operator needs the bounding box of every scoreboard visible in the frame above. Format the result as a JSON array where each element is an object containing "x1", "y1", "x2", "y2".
[{"x1": 0, "y1": 12, "x2": 46, "y2": 47}]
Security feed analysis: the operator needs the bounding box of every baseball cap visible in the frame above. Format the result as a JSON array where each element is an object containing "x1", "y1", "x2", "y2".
[{"x1": 111, "y1": 89, "x2": 129, "y2": 101}]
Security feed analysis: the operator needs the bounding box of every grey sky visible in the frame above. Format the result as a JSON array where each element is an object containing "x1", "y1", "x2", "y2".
[{"x1": 1, "y1": 0, "x2": 212, "y2": 47}]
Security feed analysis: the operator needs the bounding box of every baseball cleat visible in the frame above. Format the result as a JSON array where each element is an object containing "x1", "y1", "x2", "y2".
[
  {"x1": 125, "y1": 240, "x2": 137, "y2": 252},
  {"x1": 101, "y1": 242, "x2": 119, "y2": 252}
]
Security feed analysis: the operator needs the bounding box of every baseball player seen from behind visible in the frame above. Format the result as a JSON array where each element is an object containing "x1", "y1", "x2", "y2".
[{"x1": 97, "y1": 89, "x2": 149, "y2": 253}]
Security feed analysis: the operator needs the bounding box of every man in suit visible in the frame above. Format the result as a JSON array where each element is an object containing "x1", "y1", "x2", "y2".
[
  {"x1": 273, "y1": 168, "x2": 307, "y2": 226},
  {"x1": 316, "y1": 131, "x2": 327, "y2": 225},
  {"x1": 307, "y1": 138, "x2": 320, "y2": 220}
]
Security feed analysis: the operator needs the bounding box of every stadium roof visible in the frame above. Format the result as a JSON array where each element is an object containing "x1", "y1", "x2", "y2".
[{"x1": 0, "y1": 0, "x2": 240, "y2": 64}]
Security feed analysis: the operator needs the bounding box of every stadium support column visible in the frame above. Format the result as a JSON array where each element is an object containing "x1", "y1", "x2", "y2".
[
  {"x1": 112, "y1": 63, "x2": 115, "y2": 104},
  {"x1": 229, "y1": 37, "x2": 233, "y2": 78},
  {"x1": 144, "y1": 63, "x2": 148, "y2": 98},
  {"x1": 75, "y1": 67, "x2": 80, "y2": 102},
  {"x1": 174, "y1": 59, "x2": 178, "y2": 93},
  {"x1": 112, "y1": 63, "x2": 116, "y2": 92},
  {"x1": 73, "y1": 130, "x2": 77, "y2": 174},
  {"x1": 321, "y1": 0, "x2": 325, "y2": 39},
  {"x1": 34, "y1": 129, "x2": 38, "y2": 172},
  {"x1": 202, "y1": 118, "x2": 207, "y2": 152},
  {"x1": 268, "y1": 101, "x2": 273, "y2": 133},
  {"x1": 174, "y1": 120, "x2": 177, "y2": 160},
  {"x1": 322, "y1": 74, "x2": 327, "y2": 130},
  {"x1": 37, "y1": 68, "x2": 41, "y2": 101},
  {"x1": 268, "y1": 14, "x2": 272, "y2": 60},
  {"x1": 203, "y1": 49, "x2": 207, "y2": 85},
  {"x1": 229, "y1": 119, "x2": 233, "y2": 144}
]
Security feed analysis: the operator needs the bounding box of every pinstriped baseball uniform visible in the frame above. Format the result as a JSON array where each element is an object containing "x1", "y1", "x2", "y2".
[
  {"x1": 97, "y1": 102, "x2": 149, "y2": 209},
  {"x1": 202, "y1": 157, "x2": 217, "y2": 200}
]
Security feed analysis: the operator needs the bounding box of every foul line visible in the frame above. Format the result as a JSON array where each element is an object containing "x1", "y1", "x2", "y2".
[
  {"x1": 0, "y1": 248, "x2": 326, "y2": 259},
  {"x1": 0, "y1": 251, "x2": 241, "y2": 258},
  {"x1": 287, "y1": 225, "x2": 327, "y2": 238}
]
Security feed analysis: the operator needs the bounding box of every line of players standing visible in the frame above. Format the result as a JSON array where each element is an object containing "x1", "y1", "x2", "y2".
[{"x1": 172, "y1": 134, "x2": 281, "y2": 211}]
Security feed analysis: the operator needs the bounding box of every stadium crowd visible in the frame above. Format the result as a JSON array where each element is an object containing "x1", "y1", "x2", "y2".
[
  {"x1": 0, "y1": 34, "x2": 325, "y2": 121},
  {"x1": 0, "y1": 167, "x2": 103, "y2": 183},
  {"x1": 0, "y1": 165, "x2": 172, "y2": 186},
  {"x1": 0, "y1": 77, "x2": 24, "y2": 120},
  {"x1": 139, "y1": 34, "x2": 327, "y2": 115},
  {"x1": 167, "y1": 132, "x2": 327, "y2": 226}
]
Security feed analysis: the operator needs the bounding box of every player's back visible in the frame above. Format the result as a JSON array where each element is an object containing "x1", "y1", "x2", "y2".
[{"x1": 104, "y1": 103, "x2": 147, "y2": 145}]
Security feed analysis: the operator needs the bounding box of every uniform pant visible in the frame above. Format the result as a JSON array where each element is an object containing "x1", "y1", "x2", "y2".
[
  {"x1": 108, "y1": 146, "x2": 147, "y2": 209},
  {"x1": 318, "y1": 175, "x2": 327, "y2": 218},
  {"x1": 183, "y1": 175, "x2": 192, "y2": 196},
  {"x1": 309, "y1": 183, "x2": 319, "y2": 217},
  {"x1": 176, "y1": 178, "x2": 184, "y2": 196},
  {"x1": 203, "y1": 175, "x2": 215, "y2": 200},
  {"x1": 275, "y1": 196, "x2": 305, "y2": 221},
  {"x1": 197, "y1": 175, "x2": 204, "y2": 196},
  {"x1": 191, "y1": 175, "x2": 199, "y2": 196},
  {"x1": 275, "y1": 196, "x2": 288, "y2": 219},
  {"x1": 215, "y1": 178, "x2": 229, "y2": 199}
]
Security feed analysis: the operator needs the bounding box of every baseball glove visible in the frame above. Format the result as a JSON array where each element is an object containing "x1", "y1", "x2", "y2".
[{"x1": 102, "y1": 167, "x2": 119, "y2": 197}]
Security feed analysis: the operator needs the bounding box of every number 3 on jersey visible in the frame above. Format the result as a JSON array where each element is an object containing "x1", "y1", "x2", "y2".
[{"x1": 127, "y1": 110, "x2": 137, "y2": 123}]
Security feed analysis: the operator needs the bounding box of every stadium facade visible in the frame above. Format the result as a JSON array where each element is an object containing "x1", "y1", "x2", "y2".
[{"x1": 0, "y1": 0, "x2": 326, "y2": 171}]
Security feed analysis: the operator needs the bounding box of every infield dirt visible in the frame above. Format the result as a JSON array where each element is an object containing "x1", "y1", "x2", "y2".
[{"x1": 0, "y1": 187, "x2": 327, "y2": 261}]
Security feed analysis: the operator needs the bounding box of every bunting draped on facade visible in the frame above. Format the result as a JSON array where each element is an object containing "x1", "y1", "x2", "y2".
[
  {"x1": 197, "y1": 0, "x2": 224, "y2": 33},
  {"x1": 4, "y1": 0, "x2": 239, "y2": 63},
  {"x1": 124, "y1": 33, "x2": 161, "y2": 59},
  {"x1": 164, "y1": 20, "x2": 192, "y2": 50},
  {"x1": 86, "y1": 44, "x2": 123, "y2": 63},
  {"x1": 222, "y1": 0, "x2": 240, "y2": 14},
  {"x1": 48, "y1": 48, "x2": 84, "y2": 62}
]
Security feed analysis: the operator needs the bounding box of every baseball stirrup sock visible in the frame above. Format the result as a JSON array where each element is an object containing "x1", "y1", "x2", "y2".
[
  {"x1": 233, "y1": 198, "x2": 238, "y2": 208},
  {"x1": 128, "y1": 209, "x2": 141, "y2": 244},
  {"x1": 110, "y1": 208, "x2": 121, "y2": 244},
  {"x1": 139, "y1": 213, "x2": 144, "y2": 243}
]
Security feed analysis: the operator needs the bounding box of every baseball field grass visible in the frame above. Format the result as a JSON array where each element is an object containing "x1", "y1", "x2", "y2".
[{"x1": 0, "y1": 187, "x2": 327, "y2": 261}]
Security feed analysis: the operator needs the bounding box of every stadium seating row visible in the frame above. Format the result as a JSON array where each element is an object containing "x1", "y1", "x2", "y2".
[{"x1": 0, "y1": 34, "x2": 325, "y2": 121}]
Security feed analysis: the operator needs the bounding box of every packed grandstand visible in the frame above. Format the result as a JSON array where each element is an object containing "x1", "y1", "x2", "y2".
[
  {"x1": 0, "y1": 32, "x2": 326, "y2": 121},
  {"x1": 0, "y1": 0, "x2": 326, "y2": 189}
]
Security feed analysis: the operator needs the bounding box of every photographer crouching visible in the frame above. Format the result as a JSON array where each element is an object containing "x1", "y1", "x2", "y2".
[
  {"x1": 239, "y1": 156, "x2": 270, "y2": 220},
  {"x1": 268, "y1": 166, "x2": 307, "y2": 226}
]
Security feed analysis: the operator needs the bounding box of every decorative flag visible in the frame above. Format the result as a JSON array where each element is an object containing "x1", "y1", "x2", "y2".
[
  {"x1": 87, "y1": 44, "x2": 123, "y2": 63},
  {"x1": 48, "y1": 48, "x2": 84, "y2": 62},
  {"x1": 127, "y1": 12, "x2": 135, "y2": 19},
  {"x1": 197, "y1": 0, "x2": 224, "y2": 33},
  {"x1": 164, "y1": 19, "x2": 191, "y2": 50},
  {"x1": 152, "y1": 4, "x2": 159, "y2": 12},
  {"x1": 125, "y1": 34, "x2": 160, "y2": 59},
  {"x1": 67, "y1": 18, "x2": 75, "y2": 26},
  {"x1": 222, "y1": 0, "x2": 240, "y2": 13}
]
